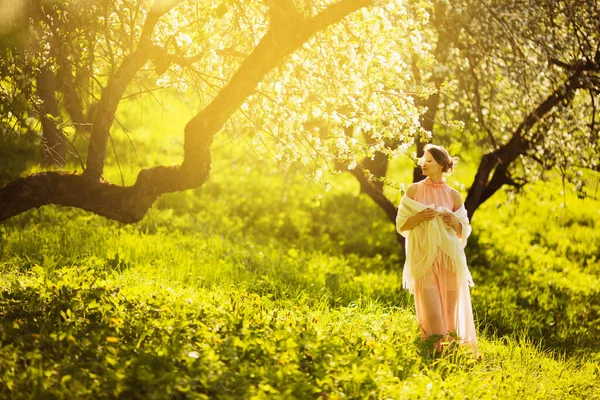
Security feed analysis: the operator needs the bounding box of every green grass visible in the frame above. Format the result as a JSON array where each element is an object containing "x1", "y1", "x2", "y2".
[
  {"x1": 1, "y1": 262, "x2": 597, "y2": 399},
  {"x1": 0, "y1": 131, "x2": 39, "y2": 186},
  {"x1": 1, "y1": 136, "x2": 600, "y2": 398},
  {"x1": 468, "y1": 181, "x2": 600, "y2": 356}
]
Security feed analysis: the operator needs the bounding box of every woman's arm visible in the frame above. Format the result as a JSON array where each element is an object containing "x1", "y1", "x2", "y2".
[
  {"x1": 398, "y1": 184, "x2": 435, "y2": 231},
  {"x1": 400, "y1": 212, "x2": 431, "y2": 231}
]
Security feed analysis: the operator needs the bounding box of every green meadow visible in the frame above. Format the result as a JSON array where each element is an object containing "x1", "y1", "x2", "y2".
[{"x1": 1, "y1": 96, "x2": 599, "y2": 399}]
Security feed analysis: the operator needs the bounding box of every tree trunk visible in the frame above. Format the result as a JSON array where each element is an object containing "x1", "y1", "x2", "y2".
[
  {"x1": 464, "y1": 68, "x2": 587, "y2": 219},
  {"x1": 37, "y1": 67, "x2": 67, "y2": 167},
  {"x1": 412, "y1": 85, "x2": 441, "y2": 183},
  {"x1": 83, "y1": 0, "x2": 184, "y2": 180},
  {"x1": 359, "y1": 131, "x2": 393, "y2": 193}
]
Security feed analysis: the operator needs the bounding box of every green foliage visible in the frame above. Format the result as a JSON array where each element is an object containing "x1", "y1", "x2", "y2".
[
  {"x1": 1, "y1": 145, "x2": 600, "y2": 397},
  {"x1": 469, "y1": 181, "x2": 600, "y2": 356},
  {"x1": 0, "y1": 131, "x2": 39, "y2": 185},
  {"x1": 1, "y1": 252, "x2": 598, "y2": 399}
]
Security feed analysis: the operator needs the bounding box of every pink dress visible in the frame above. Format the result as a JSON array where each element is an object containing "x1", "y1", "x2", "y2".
[{"x1": 412, "y1": 177, "x2": 478, "y2": 354}]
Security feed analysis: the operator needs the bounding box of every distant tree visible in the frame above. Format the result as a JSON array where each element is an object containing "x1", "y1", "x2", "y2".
[
  {"x1": 0, "y1": 0, "x2": 130, "y2": 167},
  {"x1": 460, "y1": 0, "x2": 600, "y2": 217},
  {"x1": 0, "y1": 0, "x2": 432, "y2": 223},
  {"x1": 346, "y1": 0, "x2": 600, "y2": 222}
]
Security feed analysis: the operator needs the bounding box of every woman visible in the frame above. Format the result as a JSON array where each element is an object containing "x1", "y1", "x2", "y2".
[{"x1": 396, "y1": 144, "x2": 478, "y2": 355}]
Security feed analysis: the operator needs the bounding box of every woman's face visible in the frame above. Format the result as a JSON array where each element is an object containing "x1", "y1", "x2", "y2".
[{"x1": 421, "y1": 151, "x2": 443, "y2": 176}]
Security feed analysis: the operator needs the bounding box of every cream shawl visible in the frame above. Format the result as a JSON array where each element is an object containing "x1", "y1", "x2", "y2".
[{"x1": 396, "y1": 195, "x2": 474, "y2": 293}]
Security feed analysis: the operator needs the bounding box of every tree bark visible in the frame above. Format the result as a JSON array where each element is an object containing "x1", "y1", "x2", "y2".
[
  {"x1": 412, "y1": 91, "x2": 440, "y2": 183},
  {"x1": 358, "y1": 130, "x2": 393, "y2": 193},
  {"x1": 0, "y1": 167, "x2": 189, "y2": 223}
]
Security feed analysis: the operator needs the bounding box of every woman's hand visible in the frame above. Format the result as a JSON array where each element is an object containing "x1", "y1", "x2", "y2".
[
  {"x1": 439, "y1": 212, "x2": 459, "y2": 229},
  {"x1": 418, "y1": 208, "x2": 436, "y2": 223}
]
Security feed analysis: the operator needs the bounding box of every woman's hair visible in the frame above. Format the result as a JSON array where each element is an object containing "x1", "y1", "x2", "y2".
[{"x1": 419, "y1": 144, "x2": 459, "y2": 174}]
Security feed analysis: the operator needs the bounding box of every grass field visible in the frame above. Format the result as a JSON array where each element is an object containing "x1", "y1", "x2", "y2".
[{"x1": 1, "y1": 131, "x2": 600, "y2": 398}]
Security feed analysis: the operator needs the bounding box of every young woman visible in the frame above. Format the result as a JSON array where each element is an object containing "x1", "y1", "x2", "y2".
[{"x1": 396, "y1": 144, "x2": 478, "y2": 355}]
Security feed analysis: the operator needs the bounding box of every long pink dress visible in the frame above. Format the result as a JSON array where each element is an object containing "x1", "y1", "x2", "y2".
[{"x1": 412, "y1": 177, "x2": 478, "y2": 354}]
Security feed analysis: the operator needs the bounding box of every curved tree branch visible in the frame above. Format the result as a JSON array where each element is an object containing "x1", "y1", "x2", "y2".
[
  {"x1": 0, "y1": 167, "x2": 185, "y2": 223},
  {"x1": 0, "y1": 0, "x2": 375, "y2": 223}
]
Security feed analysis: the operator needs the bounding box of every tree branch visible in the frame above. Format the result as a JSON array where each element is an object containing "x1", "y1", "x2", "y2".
[
  {"x1": 348, "y1": 166, "x2": 404, "y2": 245},
  {"x1": 0, "y1": 167, "x2": 188, "y2": 223},
  {"x1": 465, "y1": 64, "x2": 590, "y2": 219},
  {"x1": 467, "y1": 55, "x2": 499, "y2": 150},
  {"x1": 182, "y1": 0, "x2": 374, "y2": 171},
  {"x1": 0, "y1": 0, "x2": 375, "y2": 223},
  {"x1": 590, "y1": 87, "x2": 597, "y2": 144},
  {"x1": 84, "y1": 0, "x2": 184, "y2": 180}
]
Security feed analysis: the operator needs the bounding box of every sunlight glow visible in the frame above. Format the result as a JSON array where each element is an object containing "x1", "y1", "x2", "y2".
[{"x1": 0, "y1": 0, "x2": 25, "y2": 35}]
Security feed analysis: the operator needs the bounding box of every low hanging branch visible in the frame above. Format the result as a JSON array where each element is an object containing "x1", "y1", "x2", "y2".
[{"x1": 0, "y1": 0, "x2": 375, "y2": 223}]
